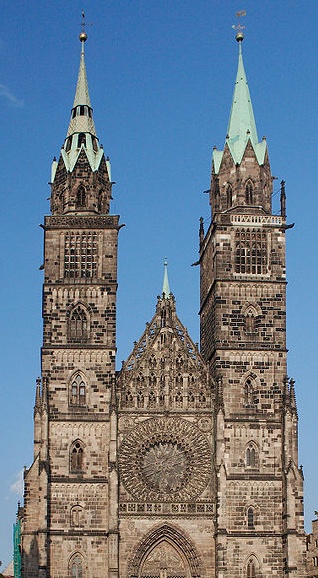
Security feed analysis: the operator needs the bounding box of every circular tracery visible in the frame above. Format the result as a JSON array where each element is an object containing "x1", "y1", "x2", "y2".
[{"x1": 119, "y1": 417, "x2": 210, "y2": 501}]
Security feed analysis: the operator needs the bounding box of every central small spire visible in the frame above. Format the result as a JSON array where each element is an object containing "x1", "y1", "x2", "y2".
[{"x1": 162, "y1": 258, "x2": 171, "y2": 298}]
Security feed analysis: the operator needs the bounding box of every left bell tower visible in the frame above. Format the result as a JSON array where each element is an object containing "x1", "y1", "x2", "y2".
[{"x1": 22, "y1": 31, "x2": 120, "y2": 578}]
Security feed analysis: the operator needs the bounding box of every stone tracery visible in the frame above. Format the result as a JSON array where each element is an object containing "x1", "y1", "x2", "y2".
[{"x1": 119, "y1": 417, "x2": 211, "y2": 502}]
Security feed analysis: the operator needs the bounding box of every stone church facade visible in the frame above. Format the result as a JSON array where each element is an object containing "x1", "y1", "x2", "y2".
[{"x1": 21, "y1": 29, "x2": 307, "y2": 578}]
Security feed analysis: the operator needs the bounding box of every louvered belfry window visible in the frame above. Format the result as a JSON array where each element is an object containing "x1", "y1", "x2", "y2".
[
  {"x1": 235, "y1": 229, "x2": 267, "y2": 274},
  {"x1": 64, "y1": 232, "x2": 97, "y2": 279}
]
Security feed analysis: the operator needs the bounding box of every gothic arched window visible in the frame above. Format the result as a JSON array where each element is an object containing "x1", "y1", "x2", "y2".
[
  {"x1": 247, "y1": 507, "x2": 255, "y2": 529},
  {"x1": 245, "y1": 181, "x2": 254, "y2": 204},
  {"x1": 244, "y1": 378, "x2": 255, "y2": 407},
  {"x1": 76, "y1": 185, "x2": 86, "y2": 208},
  {"x1": 246, "y1": 443, "x2": 258, "y2": 468},
  {"x1": 70, "y1": 441, "x2": 84, "y2": 472},
  {"x1": 69, "y1": 305, "x2": 88, "y2": 342},
  {"x1": 70, "y1": 554, "x2": 83, "y2": 578},
  {"x1": 70, "y1": 374, "x2": 86, "y2": 406},
  {"x1": 247, "y1": 559, "x2": 256, "y2": 578},
  {"x1": 226, "y1": 184, "x2": 233, "y2": 209}
]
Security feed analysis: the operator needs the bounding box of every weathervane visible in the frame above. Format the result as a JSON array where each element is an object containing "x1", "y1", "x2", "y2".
[
  {"x1": 81, "y1": 10, "x2": 86, "y2": 33},
  {"x1": 79, "y1": 10, "x2": 93, "y2": 43},
  {"x1": 232, "y1": 10, "x2": 246, "y2": 42}
]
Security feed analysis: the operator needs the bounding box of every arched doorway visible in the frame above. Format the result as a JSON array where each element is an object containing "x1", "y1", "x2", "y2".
[
  {"x1": 128, "y1": 524, "x2": 202, "y2": 578},
  {"x1": 140, "y1": 540, "x2": 189, "y2": 578}
]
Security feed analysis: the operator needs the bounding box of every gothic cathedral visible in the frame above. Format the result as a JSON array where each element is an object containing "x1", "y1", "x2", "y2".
[{"x1": 21, "y1": 29, "x2": 307, "y2": 578}]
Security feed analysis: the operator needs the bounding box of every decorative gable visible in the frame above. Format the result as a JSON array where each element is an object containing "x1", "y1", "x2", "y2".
[{"x1": 118, "y1": 295, "x2": 212, "y2": 412}]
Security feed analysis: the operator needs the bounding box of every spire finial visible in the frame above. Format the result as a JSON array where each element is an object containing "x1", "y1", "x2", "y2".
[
  {"x1": 232, "y1": 10, "x2": 246, "y2": 43},
  {"x1": 79, "y1": 10, "x2": 88, "y2": 46},
  {"x1": 162, "y1": 258, "x2": 171, "y2": 298}
]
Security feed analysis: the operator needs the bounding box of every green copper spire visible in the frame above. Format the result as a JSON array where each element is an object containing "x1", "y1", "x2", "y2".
[
  {"x1": 66, "y1": 32, "x2": 97, "y2": 141},
  {"x1": 162, "y1": 258, "x2": 171, "y2": 298},
  {"x1": 213, "y1": 33, "x2": 267, "y2": 173},
  {"x1": 51, "y1": 31, "x2": 108, "y2": 181},
  {"x1": 72, "y1": 33, "x2": 92, "y2": 108},
  {"x1": 227, "y1": 36, "x2": 258, "y2": 161}
]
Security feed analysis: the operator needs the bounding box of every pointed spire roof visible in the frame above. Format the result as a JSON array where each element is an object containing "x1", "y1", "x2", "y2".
[
  {"x1": 213, "y1": 33, "x2": 267, "y2": 173},
  {"x1": 52, "y1": 31, "x2": 106, "y2": 180},
  {"x1": 162, "y1": 258, "x2": 171, "y2": 298},
  {"x1": 66, "y1": 32, "x2": 97, "y2": 140},
  {"x1": 73, "y1": 34, "x2": 92, "y2": 108}
]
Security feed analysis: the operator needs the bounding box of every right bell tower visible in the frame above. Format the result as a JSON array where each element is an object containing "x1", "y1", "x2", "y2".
[{"x1": 199, "y1": 30, "x2": 306, "y2": 578}]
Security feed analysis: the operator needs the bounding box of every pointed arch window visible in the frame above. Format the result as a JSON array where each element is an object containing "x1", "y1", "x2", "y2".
[
  {"x1": 76, "y1": 185, "x2": 86, "y2": 208},
  {"x1": 247, "y1": 559, "x2": 256, "y2": 578},
  {"x1": 199, "y1": 390, "x2": 207, "y2": 406},
  {"x1": 247, "y1": 507, "x2": 255, "y2": 529},
  {"x1": 245, "y1": 181, "x2": 254, "y2": 204},
  {"x1": 244, "y1": 378, "x2": 255, "y2": 407},
  {"x1": 68, "y1": 305, "x2": 88, "y2": 342},
  {"x1": 245, "y1": 309, "x2": 256, "y2": 334},
  {"x1": 70, "y1": 441, "x2": 84, "y2": 472},
  {"x1": 70, "y1": 554, "x2": 83, "y2": 578},
  {"x1": 70, "y1": 374, "x2": 86, "y2": 406},
  {"x1": 226, "y1": 184, "x2": 233, "y2": 209},
  {"x1": 246, "y1": 443, "x2": 258, "y2": 468}
]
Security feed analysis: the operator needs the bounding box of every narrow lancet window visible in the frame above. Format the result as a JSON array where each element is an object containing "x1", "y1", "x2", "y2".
[
  {"x1": 245, "y1": 181, "x2": 254, "y2": 204},
  {"x1": 226, "y1": 184, "x2": 233, "y2": 209},
  {"x1": 70, "y1": 441, "x2": 84, "y2": 472}
]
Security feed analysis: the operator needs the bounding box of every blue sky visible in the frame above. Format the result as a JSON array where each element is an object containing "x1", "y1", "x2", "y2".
[{"x1": 1, "y1": 0, "x2": 318, "y2": 568}]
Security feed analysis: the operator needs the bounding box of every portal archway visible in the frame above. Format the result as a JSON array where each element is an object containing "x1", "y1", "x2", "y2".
[{"x1": 128, "y1": 524, "x2": 202, "y2": 578}]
